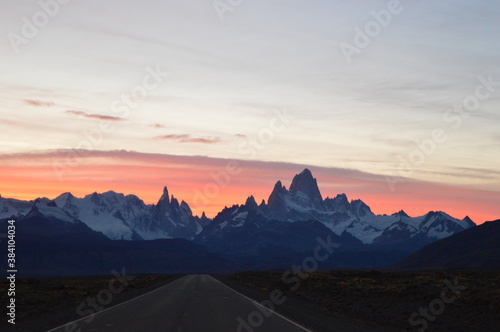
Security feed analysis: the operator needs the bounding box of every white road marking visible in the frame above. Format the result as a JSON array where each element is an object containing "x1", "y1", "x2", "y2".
[{"x1": 211, "y1": 276, "x2": 313, "y2": 332}]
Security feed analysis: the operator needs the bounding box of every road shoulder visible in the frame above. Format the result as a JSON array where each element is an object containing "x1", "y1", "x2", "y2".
[{"x1": 213, "y1": 274, "x2": 384, "y2": 332}]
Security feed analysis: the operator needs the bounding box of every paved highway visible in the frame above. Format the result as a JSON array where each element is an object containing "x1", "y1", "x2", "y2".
[{"x1": 48, "y1": 274, "x2": 311, "y2": 332}]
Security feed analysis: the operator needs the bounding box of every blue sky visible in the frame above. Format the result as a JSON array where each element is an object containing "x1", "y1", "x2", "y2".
[{"x1": 1, "y1": 0, "x2": 499, "y2": 193}]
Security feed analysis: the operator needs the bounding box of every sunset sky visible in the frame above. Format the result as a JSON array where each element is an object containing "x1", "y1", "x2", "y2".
[{"x1": 1, "y1": 1, "x2": 499, "y2": 223}]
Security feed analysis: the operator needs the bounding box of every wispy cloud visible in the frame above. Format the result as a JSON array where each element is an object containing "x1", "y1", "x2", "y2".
[
  {"x1": 412, "y1": 166, "x2": 500, "y2": 181},
  {"x1": 451, "y1": 167, "x2": 500, "y2": 179},
  {"x1": 24, "y1": 99, "x2": 55, "y2": 107},
  {"x1": 149, "y1": 123, "x2": 166, "y2": 128},
  {"x1": 154, "y1": 134, "x2": 222, "y2": 144},
  {"x1": 65, "y1": 110, "x2": 124, "y2": 122}
]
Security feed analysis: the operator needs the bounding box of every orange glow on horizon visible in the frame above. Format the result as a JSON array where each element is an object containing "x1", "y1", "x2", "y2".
[{"x1": 0, "y1": 150, "x2": 499, "y2": 224}]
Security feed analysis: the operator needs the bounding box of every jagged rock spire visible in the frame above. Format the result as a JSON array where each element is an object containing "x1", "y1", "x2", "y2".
[
  {"x1": 289, "y1": 169, "x2": 322, "y2": 200},
  {"x1": 245, "y1": 195, "x2": 258, "y2": 209}
]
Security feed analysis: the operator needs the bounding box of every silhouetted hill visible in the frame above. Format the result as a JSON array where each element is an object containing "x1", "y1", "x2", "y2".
[{"x1": 392, "y1": 219, "x2": 500, "y2": 269}]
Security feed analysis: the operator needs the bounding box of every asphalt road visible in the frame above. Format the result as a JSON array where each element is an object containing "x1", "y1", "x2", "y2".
[{"x1": 48, "y1": 274, "x2": 311, "y2": 332}]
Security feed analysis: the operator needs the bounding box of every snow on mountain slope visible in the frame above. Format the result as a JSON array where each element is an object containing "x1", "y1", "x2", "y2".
[
  {"x1": 5, "y1": 187, "x2": 207, "y2": 241},
  {"x1": 53, "y1": 187, "x2": 205, "y2": 240},
  {"x1": 55, "y1": 191, "x2": 142, "y2": 240},
  {"x1": 358, "y1": 213, "x2": 399, "y2": 230},
  {"x1": 0, "y1": 197, "x2": 33, "y2": 219},
  {"x1": 321, "y1": 216, "x2": 357, "y2": 236},
  {"x1": 418, "y1": 211, "x2": 473, "y2": 240},
  {"x1": 27, "y1": 198, "x2": 80, "y2": 224},
  {"x1": 343, "y1": 219, "x2": 384, "y2": 244}
]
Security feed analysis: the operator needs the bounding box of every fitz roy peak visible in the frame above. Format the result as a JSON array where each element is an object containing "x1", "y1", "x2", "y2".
[
  {"x1": 288, "y1": 168, "x2": 324, "y2": 210},
  {"x1": 195, "y1": 169, "x2": 476, "y2": 255}
]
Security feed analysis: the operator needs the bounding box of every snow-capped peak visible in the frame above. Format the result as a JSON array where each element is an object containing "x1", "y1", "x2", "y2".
[
  {"x1": 392, "y1": 210, "x2": 410, "y2": 218},
  {"x1": 27, "y1": 198, "x2": 79, "y2": 223}
]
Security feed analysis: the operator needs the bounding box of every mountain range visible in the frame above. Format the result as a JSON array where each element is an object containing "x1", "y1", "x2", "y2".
[
  {"x1": 1, "y1": 186, "x2": 208, "y2": 241},
  {"x1": 0, "y1": 169, "x2": 482, "y2": 275}
]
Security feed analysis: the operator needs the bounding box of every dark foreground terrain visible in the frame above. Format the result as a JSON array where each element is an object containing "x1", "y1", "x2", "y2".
[
  {"x1": 1, "y1": 270, "x2": 498, "y2": 331},
  {"x1": 0, "y1": 274, "x2": 180, "y2": 331},
  {"x1": 224, "y1": 270, "x2": 500, "y2": 331}
]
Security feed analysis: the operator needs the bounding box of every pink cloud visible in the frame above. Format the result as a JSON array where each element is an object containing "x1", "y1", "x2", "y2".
[
  {"x1": 24, "y1": 99, "x2": 55, "y2": 107},
  {"x1": 149, "y1": 123, "x2": 166, "y2": 128},
  {"x1": 65, "y1": 110, "x2": 123, "y2": 121},
  {"x1": 154, "y1": 134, "x2": 222, "y2": 144}
]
